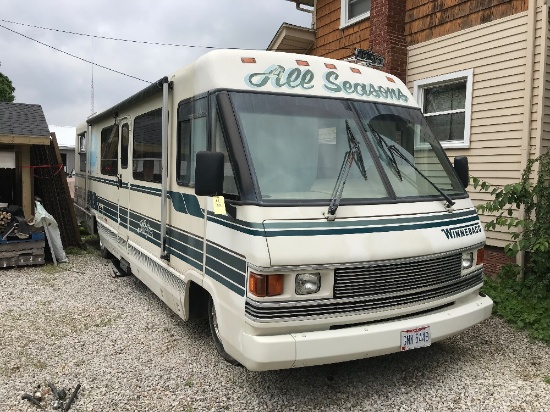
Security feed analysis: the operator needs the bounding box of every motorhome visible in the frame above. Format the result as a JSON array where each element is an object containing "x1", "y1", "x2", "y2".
[{"x1": 74, "y1": 49, "x2": 493, "y2": 371}]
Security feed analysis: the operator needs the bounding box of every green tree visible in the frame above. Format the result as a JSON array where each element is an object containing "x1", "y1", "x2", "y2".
[{"x1": 0, "y1": 72, "x2": 15, "y2": 102}]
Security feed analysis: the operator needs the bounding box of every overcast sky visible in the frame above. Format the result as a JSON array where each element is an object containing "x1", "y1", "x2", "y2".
[{"x1": 0, "y1": 0, "x2": 312, "y2": 126}]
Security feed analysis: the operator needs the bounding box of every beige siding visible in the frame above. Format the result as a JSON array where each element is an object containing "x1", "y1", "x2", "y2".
[
  {"x1": 540, "y1": 8, "x2": 550, "y2": 154},
  {"x1": 407, "y1": 9, "x2": 547, "y2": 248}
]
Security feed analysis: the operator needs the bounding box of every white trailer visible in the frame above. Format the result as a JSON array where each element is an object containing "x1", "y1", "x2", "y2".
[{"x1": 74, "y1": 49, "x2": 492, "y2": 371}]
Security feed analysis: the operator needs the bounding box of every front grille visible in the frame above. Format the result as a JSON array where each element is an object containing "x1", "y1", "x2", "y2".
[
  {"x1": 245, "y1": 253, "x2": 483, "y2": 322},
  {"x1": 334, "y1": 253, "x2": 463, "y2": 299}
]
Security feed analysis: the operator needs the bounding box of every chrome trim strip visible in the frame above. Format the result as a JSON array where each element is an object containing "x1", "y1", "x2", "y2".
[
  {"x1": 247, "y1": 242, "x2": 485, "y2": 273},
  {"x1": 245, "y1": 269, "x2": 483, "y2": 323}
]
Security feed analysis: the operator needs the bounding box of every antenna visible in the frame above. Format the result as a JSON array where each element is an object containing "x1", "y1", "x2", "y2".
[{"x1": 91, "y1": 38, "x2": 95, "y2": 115}]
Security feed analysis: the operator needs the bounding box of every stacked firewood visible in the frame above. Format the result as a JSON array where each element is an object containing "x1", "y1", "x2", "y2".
[{"x1": 0, "y1": 210, "x2": 12, "y2": 234}]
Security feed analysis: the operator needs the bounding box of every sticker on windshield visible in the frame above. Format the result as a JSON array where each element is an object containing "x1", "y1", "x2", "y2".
[{"x1": 319, "y1": 128, "x2": 337, "y2": 145}]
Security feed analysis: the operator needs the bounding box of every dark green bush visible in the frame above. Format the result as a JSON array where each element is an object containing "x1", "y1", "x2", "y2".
[{"x1": 474, "y1": 151, "x2": 550, "y2": 345}]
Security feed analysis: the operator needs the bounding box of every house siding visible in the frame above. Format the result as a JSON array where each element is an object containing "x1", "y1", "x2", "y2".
[
  {"x1": 406, "y1": 0, "x2": 529, "y2": 45},
  {"x1": 407, "y1": 11, "x2": 540, "y2": 247},
  {"x1": 311, "y1": 0, "x2": 371, "y2": 59},
  {"x1": 536, "y1": 7, "x2": 550, "y2": 157}
]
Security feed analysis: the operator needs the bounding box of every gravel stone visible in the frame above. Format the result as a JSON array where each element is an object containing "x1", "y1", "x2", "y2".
[{"x1": 1, "y1": 253, "x2": 549, "y2": 411}]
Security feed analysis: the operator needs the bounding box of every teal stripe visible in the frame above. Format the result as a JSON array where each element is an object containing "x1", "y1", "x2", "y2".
[
  {"x1": 206, "y1": 244, "x2": 247, "y2": 273},
  {"x1": 97, "y1": 197, "x2": 117, "y2": 222},
  {"x1": 166, "y1": 245, "x2": 202, "y2": 271},
  {"x1": 88, "y1": 178, "x2": 204, "y2": 218},
  {"x1": 205, "y1": 267, "x2": 245, "y2": 297},
  {"x1": 207, "y1": 210, "x2": 479, "y2": 237},
  {"x1": 263, "y1": 215, "x2": 479, "y2": 237},
  {"x1": 129, "y1": 211, "x2": 161, "y2": 233},
  {"x1": 205, "y1": 255, "x2": 246, "y2": 288},
  {"x1": 207, "y1": 214, "x2": 265, "y2": 236},
  {"x1": 263, "y1": 209, "x2": 477, "y2": 229},
  {"x1": 167, "y1": 227, "x2": 203, "y2": 266},
  {"x1": 128, "y1": 225, "x2": 161, "y2": 247}
]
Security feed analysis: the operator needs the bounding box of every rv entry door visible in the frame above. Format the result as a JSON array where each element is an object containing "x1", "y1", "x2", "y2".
[{"x1": 117, "y1": 120, "x2": 131, "y2": 243}]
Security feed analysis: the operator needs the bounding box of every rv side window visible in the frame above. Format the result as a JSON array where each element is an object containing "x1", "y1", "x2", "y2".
[
  {"x1": 177, "y1": 97, "x2": 207, "y2": 186},
  {"x1": 133, "y1": 108, "x2": 162, "y2": 183},
  {"x1": 101, "y1": 125, "x2": 118, "y2": 176},
  {"x1": 121, "y1": 123, "x2": 129, "y2": 170},
  {"x1": 212, "y1": 112, "x2": 238, "y2": 197}
]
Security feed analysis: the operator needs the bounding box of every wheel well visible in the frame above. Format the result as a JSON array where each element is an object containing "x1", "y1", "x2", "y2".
[{"x1": 188, "y1": 281, "x2": 210, "y2": 320}]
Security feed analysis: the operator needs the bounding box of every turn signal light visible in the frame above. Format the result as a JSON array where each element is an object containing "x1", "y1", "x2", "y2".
[
  {"x1": 249, "y1": 273, "x2": 284, "y2": 297},
  {"x1": 476, "y1": 248, "x2": 485, "y2": 265},
  {"x1": 241, "y1": 57, "x2": 257, "y2": 64}
]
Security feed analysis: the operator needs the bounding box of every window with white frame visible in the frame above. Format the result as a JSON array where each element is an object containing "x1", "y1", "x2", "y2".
[
  {"x1": 340, "y1": 0, "x2": 370, "y2": 28},
  {"x1": 413, "y1": 69, "x2": 473, "y2": 148}
]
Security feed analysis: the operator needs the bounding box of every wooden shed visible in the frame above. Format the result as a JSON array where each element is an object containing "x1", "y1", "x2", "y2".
[
  {"x1": 0, "y1": 102, "x2": 51, "y2": 266},
  {"x1": 0, "y1": 102, "x2": 82, "y2": 267},
  {"x1": 0, "y1": 102, "x2": 51, "y2": 218}
]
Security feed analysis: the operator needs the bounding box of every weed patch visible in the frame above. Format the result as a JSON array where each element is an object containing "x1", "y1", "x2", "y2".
[{"x1": 482, "y1": 268, "x2": 550, "y2": 345}]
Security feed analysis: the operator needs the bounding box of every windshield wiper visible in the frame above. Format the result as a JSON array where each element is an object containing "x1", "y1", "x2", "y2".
[
  {"x1": 387, "y1": 145, "x2": 455, "y2": 210},
  {"x1": 326, "y1": 120, "x2": 368, "y2": 221},
  {"x1": 368, "y1": 124, "x2": 402, "y2": 181}
]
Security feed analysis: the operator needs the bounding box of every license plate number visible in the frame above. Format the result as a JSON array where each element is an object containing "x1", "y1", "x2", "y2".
[{"x1": 400, "y1": 326, "x2": 431, "y2": 351}]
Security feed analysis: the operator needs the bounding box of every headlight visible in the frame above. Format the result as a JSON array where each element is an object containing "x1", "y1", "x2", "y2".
[
  {"x1": 462, "y1": 251, "x2": 474, "y2": 270},
  {"x1": 295, "y1": 273, "x2": 321, "y2": 295}
]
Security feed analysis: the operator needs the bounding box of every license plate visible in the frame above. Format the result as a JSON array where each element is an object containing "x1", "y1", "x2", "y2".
[{"x1": 400, "y1": 326, "x2": 431, "y2": 351}]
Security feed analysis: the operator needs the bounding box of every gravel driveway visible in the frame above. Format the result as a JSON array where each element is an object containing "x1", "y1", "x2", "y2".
[{"x1": 1, "y1": 251, "x2": 549, "y2": 411}]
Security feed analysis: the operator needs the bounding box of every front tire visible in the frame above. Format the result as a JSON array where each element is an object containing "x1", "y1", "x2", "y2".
[{"x1": 207, "y1": 295, "x2": 240, "y2": 366}]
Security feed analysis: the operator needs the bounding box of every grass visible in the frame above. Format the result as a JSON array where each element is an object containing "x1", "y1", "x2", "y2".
[
  {"x1": 544, "y1": 376, "x2": 550, "y2": 385},
  {"x1": 65, "y1": 246, "x2": 88, "y2": 256},
  {"x1": 482, "y1": 268, "x2": 550, "y2": 345},
  {"x1": 94, "y1": 314, "x2": 121, "y2": 328},
  {"x1": 40, "y1": 263, "x2": 65, "y2": 275}
]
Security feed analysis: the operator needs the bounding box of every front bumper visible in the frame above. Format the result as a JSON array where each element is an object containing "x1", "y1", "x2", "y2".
[{"x1": 239, "y1": 294, "x2": 493, "y2": 371}]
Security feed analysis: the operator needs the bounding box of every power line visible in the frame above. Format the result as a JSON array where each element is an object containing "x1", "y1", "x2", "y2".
[
  {"x1": 0, "y1": 18, "x2": 351, "y2": 53},
  {"x1": 0, "y1": 24, "x2": 151, "y2": 83},
  {"x1": 0, "y1": 19, "x2": 235, "y2": 49}
]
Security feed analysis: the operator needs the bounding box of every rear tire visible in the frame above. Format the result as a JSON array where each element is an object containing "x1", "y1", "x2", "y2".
[{"x1": 207, "y1": 295, "x2": 240, "y2": 366}]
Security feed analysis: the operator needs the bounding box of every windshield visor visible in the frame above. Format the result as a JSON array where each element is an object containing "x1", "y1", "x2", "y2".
[{"x1": 229, "y1": 92, "x2": 465, "y2": 203}]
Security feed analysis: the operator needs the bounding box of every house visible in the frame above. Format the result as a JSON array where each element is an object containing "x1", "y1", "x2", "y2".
[
  {"x1": 49, "y1": 125, "x2": 76, "y2": 176},
  {"x1": 270, "y1": 0, "x2": 549, "y2": 273}
]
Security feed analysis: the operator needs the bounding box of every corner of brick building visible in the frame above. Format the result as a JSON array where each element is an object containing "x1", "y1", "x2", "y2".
[{"x1": 369, "y1": 0, "x2": 408, "y2": 83}]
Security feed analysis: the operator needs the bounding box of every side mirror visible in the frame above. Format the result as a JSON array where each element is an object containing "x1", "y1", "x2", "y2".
[
  {"x1": 454, "y1": 156, "x2": 469, "y2": 189},
  {"x1": 195, "y1": 151, "x2": 224, "y2": 196}
]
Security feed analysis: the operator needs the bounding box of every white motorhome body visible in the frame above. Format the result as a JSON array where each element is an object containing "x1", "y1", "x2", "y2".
[{"x1": 74, "y1": 50, "x2": 492, "y2": 371}]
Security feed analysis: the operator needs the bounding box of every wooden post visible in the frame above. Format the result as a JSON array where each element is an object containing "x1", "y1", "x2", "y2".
[
  {"x1": 50, "y1": 132, "x2": 82, "y2": 245},
  {"x1": 20, "y1": 145, "x2": 32, "y2": 219}
]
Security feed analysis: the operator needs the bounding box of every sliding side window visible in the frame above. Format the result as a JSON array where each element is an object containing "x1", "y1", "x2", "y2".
[
  {"x1": 101, "y1": 125, "x2": 118, "y2": 176},
  {"x1": 133, "y1": 108, "x2": 162, "y2": 183},
  {"x1": 177, "y1": 97, "x2": 207, "y2": 186},
  {"x1": 121, "y1": 123, "x2": 129, "y2": 169},
  {"x1": 78, "y1": 132, "x2": 86, "y2": 173}
]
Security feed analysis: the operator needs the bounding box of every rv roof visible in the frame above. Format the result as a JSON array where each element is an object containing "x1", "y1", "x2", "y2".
[
  {"x1": 87, "y1": 50, "x2": 418, "y2": 125},
  {"x1": 171, "y1": 50, "x2": 417, "y2": 108}
]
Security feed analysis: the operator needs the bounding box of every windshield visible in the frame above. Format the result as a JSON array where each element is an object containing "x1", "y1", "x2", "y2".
[{"x1": 228, "y1": 92, "x2": 465, "y2": 203}]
